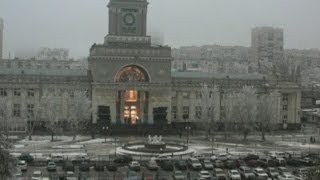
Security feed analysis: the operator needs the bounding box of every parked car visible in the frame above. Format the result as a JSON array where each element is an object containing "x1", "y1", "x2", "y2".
[
  {"x1": 214, "y1": 160, "x2": 225, "y2": 168},
  {"x1": 17, "y1": 160, "x2": 27, "y2": 171},
  {"x1": 277, "y1": 174, "x2": 296, "y2": 180},
  {"x1": 173, "y1": 170, "x2": 185, "y2": 180},
  {"x1": 286, "y1": 158, "x2": 306, "y2": 167},
  {"x1": 188, "y1": 158, "x2": 202, "y2": 170},
  {"x1": 292, "y1": 168, "x2": 308, "y2": 180},
  {"x1": 94, "y1": 162, "x2": 104, "y2": 171},
  {"x1": 253, "y1": 168, "x2": 268, "y2": 180},
  {"x1": 265, "y1": 167, "x2": 279, "y2": 179},
  {"x1": 227, "y1": 169, "x2": 241, "y2": 180},
  {"x1": 129, "y1": 161, "x2": 141, "y2": 171},
  {"x1": 79, "y1": 161, "x2": 90, "y2": 171},
  {"x1": 243, "y1": 154, "x2": 259, "y2": 161},
  {"x1": 256, "y1": 159, "x2": 268, "y2": 168},
  {"x1": 238, "y1": 166, "x2": 255, "y2": 180},
  {"x1": 224, "y1": 160, "x2": 237, "y2": 169},
  {"x1": 13, "y1": 170, "x2": 23, "y2": 180},
  {"x1": 198, "y1": 170, "x2": 211, "y2": 179},
  {"x1": 214, "y1": 168, "x2": 227, "y2": 180},
  {"x1": 127, "y1": 170, "x2": 139, "y2": 180},
  {"x1": 71, "y1": 155, "x2": 89, "y2": 164},
  {"x1": 31, "y1": 170, "x2": 42, "y2": 180},
  {"x1": 276, "y1": 157, "x2": 287, "y2": 166},
  {"x1": 277, "y1": 167, "x2": 291, "y2": 176},
  {"x1": 202, "y1": 159, "x2": 214, "y2": 170},
  {"x1": 78, "y1": 172, "x2": 90, "y2": 180},
  {"x1": 63, "y1": 161, "x2": 75, "y2": 172},
  {"x1": 19, "y1": 153, "x2": 34, "y2": 163},
  {"x1": 106, "y1": 162, "x2": 117, "y2": 171},
  {"x1": 217, "y1": 153, "x2": 230, "y2": 161},
  {"x1": 160, "y1": 160, "x2": 174, "y2": 171},
  {"x1": 113, "y1": 155, "x2": 133, "y2": 164},
  {"x1": 50, "y1": 154, "x2": 64, "y2": 163},
  {"x1": 175, "y1": 160, "x2": 188, "y2": 170},
  {"x1": 47, "y1": 161, "x2": 57, "y2": 171},
  {"x1": 147, "y1": 159, "x2": 159, "y2": 171},
  {"x1": 66, "y1": 171, "x2": 77, "y2": 180}
]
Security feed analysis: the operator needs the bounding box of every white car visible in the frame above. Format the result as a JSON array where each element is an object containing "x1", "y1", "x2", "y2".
[
  {"x1": 66, "y1": 171, "x2": 77, "y2": 180},
  {"x1": 278, "y1": 174, "x2": 296, "y2": 180},
  {"x1": 129, "y1": 161, "x2": 141, "y2": 171},
  {"x1": 228, "y1": 169, "x2": 241, "y2": 180},
  {"x1": 198, "y1": 170, "x2": 211, "y2": 179},
  {"x1": 188, "y1": 158, "x2": 202, "y2": 170},
  {"x1": 17, "y1": 160, "x2": 27, "y2": 171},
  {"x1": 217, "y1": 153, "x2": 231, "y2": 161},
  {"x1": 253, "y1": 168, "x2": 268, "y2": 179},
  {"x1": 31, "y1": 171, "x2": 42, "y2": 180}
]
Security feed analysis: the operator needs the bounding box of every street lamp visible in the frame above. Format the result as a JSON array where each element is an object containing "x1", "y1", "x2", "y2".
[
  {"x1": 185, "y1": 126, "x2": 191, "y2": 146},
  {"x1": 102, "y1": 126, "x2": 109, "y2": 143}
]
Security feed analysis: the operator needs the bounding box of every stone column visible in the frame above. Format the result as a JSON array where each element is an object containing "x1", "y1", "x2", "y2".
[
  {"x1": 139, "y1": 91, "x2": 145, "y2": 124},
  {"x1": 120, "y1": 91, "x2": 125, "y2": 124}
]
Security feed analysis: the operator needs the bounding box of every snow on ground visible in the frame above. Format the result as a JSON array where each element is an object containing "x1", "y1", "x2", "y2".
[
  {"x1": 51, "y1": 145, "x2": 84, "y2": 149},
  {"x1": 78, "y1": 138, "x2": 113, "y2": 144},
  {"x1": 276, "y1": 141, "x2": 320, "y2": 149}
]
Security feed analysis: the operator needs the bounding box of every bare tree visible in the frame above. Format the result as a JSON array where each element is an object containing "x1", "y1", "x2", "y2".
[
  {"x1": 0, "y1": 99, "x2": 10, "y2": 139},
  {"x1": 233, "y1": 86, "x2": 258, "y2": 141}
]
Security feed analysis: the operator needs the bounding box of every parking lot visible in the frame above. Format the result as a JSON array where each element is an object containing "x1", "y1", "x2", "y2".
[{"x1": 13, "y1": 151, "x2": 320, "y2": 180}]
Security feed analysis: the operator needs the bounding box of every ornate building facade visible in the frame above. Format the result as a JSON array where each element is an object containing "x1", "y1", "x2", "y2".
[{"x1": 0, "y1": 0, "x2": 301, "y2": 133}]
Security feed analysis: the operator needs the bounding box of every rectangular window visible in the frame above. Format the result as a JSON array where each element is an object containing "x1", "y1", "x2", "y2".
[
  {"x1": 27, "y1": 89, "x2": 35, "y2": 97},
  {"x1": 27, "y1": 104, "x2": 34, "y2": 117},
  {"x1": 13, "y1": 104, "x2": 21, "y2": 117},
  {"x1": 195, "y1": 106, "x2": 202, "y2": 119},
  {"x1": 283, "y1": 105, "x2": 288, "y2": 111},
  {"x1": 14, "y1": 88, "x2": 21, "y2": 96},
  {"x1": 172, "y1": 106, "x2": 177, "y2": 120},
  {"x1": 283, "y1": 115, "x2": 288, "y2": 119},
  {"x1": 182, "y1": 92, "x2": 189, "y2": 99},
  {"x1": 196, "y1": 92, "x2": 202, "y2": 99},
  {"x1": 209, "y1": 91, "x2": 214, "y2": 98},
  {"x1": 0, "y1": 88, "x2": 7, "y2": 97},
  {"x1": 182, "y1": 106, "x2": 189, "y2": 120},
  {"x1": 282, "y1": 94, "x2": 289, "y2": 101}
]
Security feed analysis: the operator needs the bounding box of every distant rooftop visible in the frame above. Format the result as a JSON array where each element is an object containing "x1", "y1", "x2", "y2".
[
  {"x1": 172, "y1": 71, "x2": 266, "y2": 80},
  {"x1": 0, "y1": 67, "x2": 87, "y2": 77}
]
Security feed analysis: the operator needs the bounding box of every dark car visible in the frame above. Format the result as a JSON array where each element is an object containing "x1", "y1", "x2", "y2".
[
  {"x1": 267, "y1": 159, "x2": 280, "y2": 167},
  {"x1": 214, "y1": 160, "x2": 225, "y2": 168},
  {"x1": 63, "y1": 161, "x2": 75, "y2": 172},
  {"x1": 160, "y1": 160, "x2": 174, "y2": 171},
  {"x1": 94, "y1": 162, "x2": 104, "y2": 171},
  {"x1": 113, "y1": 155, "x2": 133, "y2": 164},
  {"x1": 224, "y1": 160, "x2": 237, "y2": 169},
  {"x1": 78, "y1": 172, "x2": 90, "y2": 180},
  {"x1": 256, "y1": 159, "x2": 268, "y2": 168},
  {"x1": 246, "y1": 160, "x2": 258, "y2": 168},
  {"x1": 79, "y1": 161, "x2": 90, "y2": 171},
  {"x1": 106, "y1": 162, "x2": 117, "y2": 171},
  {"x1": 175, "y1": 160, "x2": 188, "y2": 170},
  {"x1": 243, "y1": 154, "x2": 259, "y2": 162},
  {"x1": 18, "y1": 154, "x2": 34, "y2": 163}
]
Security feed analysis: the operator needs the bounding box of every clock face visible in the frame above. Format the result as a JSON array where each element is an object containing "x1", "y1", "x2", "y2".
[{"x1": 123, "y1": 13, "x2": 135, "y2": 26}]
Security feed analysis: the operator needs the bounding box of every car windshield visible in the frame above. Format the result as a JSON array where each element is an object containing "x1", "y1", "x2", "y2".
[
  {"x1": 18, "y1": 162, "x2": 25, "y2": 165},
  {"x1": 256, "y1": 170, "x2": 264, "y2": 173},
  {"x1": 232, "y1": 171, "x2": 239, "y2": 175},
  {"x1": 216, "y1": 169, "x2": 223, "y2": 173},
  {"x1": 191, "y1": 159, "x2": 199, "y2": 163},
  {"x1": 201, "y1": 172, "x2": 210, "y2": 175},
  {"x1": 175, "y1": 171, "x2": 183, "y2": 175},
  {"x1": 245, "y1": 170, "x2": 252, "y2": 173},
  {"x1": 33, "y1": 173, "x2": 41, "y2": 177},
  {"x1": 270, "y1": 169, "x2": 277, "y2": 173}
]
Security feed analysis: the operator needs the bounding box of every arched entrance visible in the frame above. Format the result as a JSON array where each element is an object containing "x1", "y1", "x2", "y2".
[{"x1": 115, "y1": 65, "x2": 150, "y2": 125}]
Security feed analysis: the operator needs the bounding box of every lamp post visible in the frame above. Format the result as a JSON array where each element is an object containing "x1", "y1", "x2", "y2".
[
  {"x1": 185, "y1": 126, "x2": 191, "y2": 146},
  {"x1": 102, "y1": 126, "x2": 109, "y2": 143}
]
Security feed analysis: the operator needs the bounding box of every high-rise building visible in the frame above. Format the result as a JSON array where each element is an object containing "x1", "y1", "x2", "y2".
[
  {"x1": 251, "y1": 27, "x2": 284, "y2": 73},
  {"x1": 0, "y1": 18, "x2": 3, "y2": 59}
]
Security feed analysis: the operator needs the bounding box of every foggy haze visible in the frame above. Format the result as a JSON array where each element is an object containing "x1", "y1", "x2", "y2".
[{"x1": 0, "y1": 0, "x2": 320, "y2": 58}]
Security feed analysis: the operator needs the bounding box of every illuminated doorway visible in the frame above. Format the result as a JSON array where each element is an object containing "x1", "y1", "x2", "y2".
[{"x1": 124, "y1": 90, "x2": 140, "y2": 125}]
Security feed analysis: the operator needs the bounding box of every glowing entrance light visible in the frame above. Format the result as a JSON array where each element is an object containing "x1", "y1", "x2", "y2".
[{"x1": 125, "y1": 90, "x2": 138, "y2": 102}]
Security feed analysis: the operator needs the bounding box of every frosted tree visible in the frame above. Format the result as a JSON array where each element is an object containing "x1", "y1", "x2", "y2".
[
  {"x1": 221, "y1": 91, "x2": 237, "y2": 140},
  {"x1": 40, "y1": 92, "x2": 63, "y2": 141},
  {"x1": 66, "y1": 90, "x2": 91, "y2": 140},
  {"x1": 0, "y1": 99, "x2": 15, "y2": 179},
  {"x1": 256, "y1": 92, "x2": 278, "y2": 141},
  {"x1": 233, "y1": 86, "x2": 258, "y2": 141}
]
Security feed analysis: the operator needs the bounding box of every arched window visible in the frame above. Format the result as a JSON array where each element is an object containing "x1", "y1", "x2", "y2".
[{"x1": 116, "y1": 65, "x2": 149, "y2": 82}]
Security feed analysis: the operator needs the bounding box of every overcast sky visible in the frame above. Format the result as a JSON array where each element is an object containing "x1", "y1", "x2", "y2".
[{"x1": 1, "y1": 0, "x2": 320, "y2": 58}]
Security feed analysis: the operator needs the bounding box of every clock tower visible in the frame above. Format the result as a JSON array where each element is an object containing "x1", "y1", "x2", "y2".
[{"x1": 105, "y1": 0, "x2": 150, "y2": 45}]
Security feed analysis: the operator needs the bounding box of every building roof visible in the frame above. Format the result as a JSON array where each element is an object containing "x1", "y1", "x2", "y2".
[
  {"x1": 0, "y1": 67, "x2": 87, "y2": 77},
  {"x1": 172, "y1": 71, "x2": 266, "y2": 80}
]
